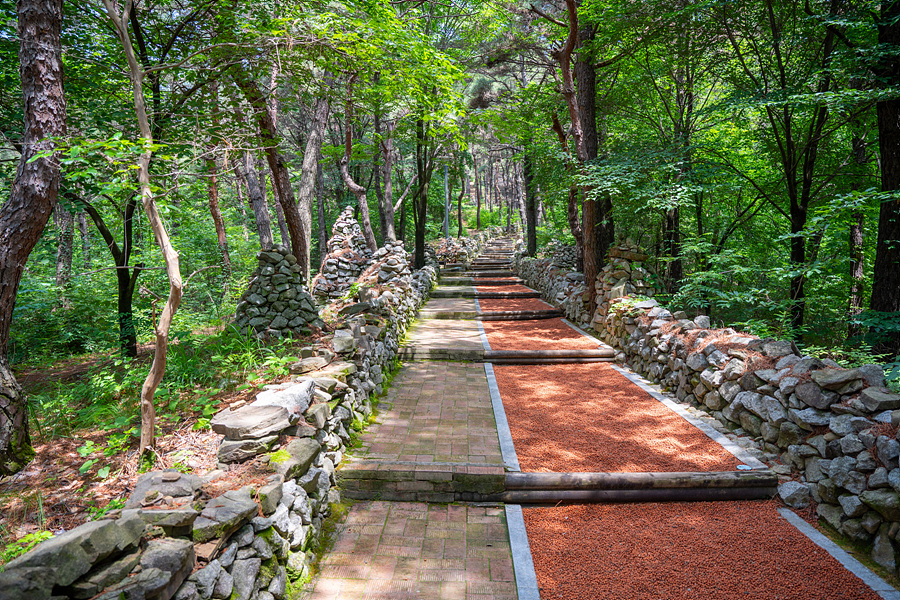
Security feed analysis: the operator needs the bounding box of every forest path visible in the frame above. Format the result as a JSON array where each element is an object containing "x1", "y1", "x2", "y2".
[{"x1": 305, "y1": 239, "x2": 897, "y2": 600}]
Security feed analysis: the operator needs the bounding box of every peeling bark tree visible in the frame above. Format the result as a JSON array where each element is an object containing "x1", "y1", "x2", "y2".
[
  {"x1": 0, "y1": 0, "x2": 67, "y2": 475},
  {"x1": 295, "y1": 97, "x2": 329, "y2": 281},
  {"x1": 234, "y1": 150, "x2": 274, "y2": 250},
  {"x1": 339, "y1": 76, "x2": 378, "y2": 252},
  {"x1": 102, "y1": 0, "x2": 183, "y2": 457}
]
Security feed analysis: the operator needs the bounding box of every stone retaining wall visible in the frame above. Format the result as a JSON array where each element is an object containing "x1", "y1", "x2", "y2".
[
  {"x1": 514, "y1": 244, "x2": 900, "y2": 575},
  {"x1": 1, "y1": 233, "x2": 442, "y2": 600}
]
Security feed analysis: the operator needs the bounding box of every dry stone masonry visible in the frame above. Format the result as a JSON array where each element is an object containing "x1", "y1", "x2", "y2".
[
  {"x1": 515, "y1": 241, "x2": 900, "y2": 575},
  {"x1": 311, "y1": 206, "x2": 373, "y2": 302},
  {"x1": 233, "y1": 246, "x2": 324, "y2": 338},
  {"x1": 1, "y1": 212, "x2": 450, "y2": 600}
]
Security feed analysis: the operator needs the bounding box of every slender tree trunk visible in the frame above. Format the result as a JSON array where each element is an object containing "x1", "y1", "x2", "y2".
[
  {"x1": 458, "y1": 170, "x2": 466, "y2": 238},
  {"x1": 234, "y1": 151, "x2": 274, "y2": 249},
  {"x1": 870, "y1": 0, "x2": 900, "y2": 354},
  {"x1": 443, "y1": 164, "x2": 450, "y2": 238},
  {"x1": 77, "y1": 210, "x2": 90, "y2": 268},
  {"x1": 575, "y1": 19, "x2": 600, "y2": 307},
  {"x1": 103, "y1": 0, "x2": 183, "y2": 457},
  {"x1": 206, "y1": 157, "x2": 231, "y2": 284},
  {"x1": 295, "y1": 97, "x2": 329, "y2": 281},
  {"x1": 317, "y1": 153, "x2": 327, "y2": 266},
  {"x1": 0, "y1": 0, "x2": 66, "y2": 475},
  {"x1": 380, "y1": 120, "x2": 398, "y2": 242},
  {"x1": 272, "y1": 179, "x2": 290, "y2": 245},
  {"x1": 236, "y1": 74, "x2": 308, "y2": 260},
  {"x1": 473, "y1": 154, "x2": 482, "y2": 229},
  {"x1": 54, "y1": 204, "x2": 73, "y2": 287},
  {"x1": 414, "y1": 116, "x2": 430, "y2": 268},
  {"x1": 338, "y1": 76, "x2": 377, "y2": 252},
  {"x1": 524, "y1": 151, "x2": 537, "y2": 256}
]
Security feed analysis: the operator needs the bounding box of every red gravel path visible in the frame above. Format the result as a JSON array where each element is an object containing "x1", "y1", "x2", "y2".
[
  {"x1": 475, "y1": 284, "x2": 535, "y2": 294},
  {"x1": 492, "y1": 363, "x2": 740, "y2": 472},
  {"x1": 481, "y1": 319, "x2": 600, "y2": 351},
  {"x1": 523, "y1": 501, "x2": 880, "y2": 600},
  {"x1": 478, "y1": 297, "x2": 554, "y2": 312}
]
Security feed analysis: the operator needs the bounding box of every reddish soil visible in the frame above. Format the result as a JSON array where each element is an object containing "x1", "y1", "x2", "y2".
[
  {"x1": 523, "y1": 501, "x2": 880, "y2": 600},
  {"x1": 475, "y1": 284, "x2": 535, "y2": 294},
  {"x1": 478, "y1": 298, "x2": 554, "y2": 312},
  {"x1": 492, "y1": 363, "x2": 740, "y2": 472},
  {"x1": 481, "y1": 319, "x2": 600, "y2": 351}
]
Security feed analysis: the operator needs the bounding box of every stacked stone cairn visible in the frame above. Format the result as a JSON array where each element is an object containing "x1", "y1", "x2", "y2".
[
  {"x1": 513, "y1": 239, "x2": 900, "y2": 575},
  {"x1": 233, "y1": 246, "x2": 324, "y2": 338},
  {"x1": 0, "y1": 221, "x2": 446, "y2": 600},
  {"x1": 311, "y1": 207, "x2": 373, "y2": 302}
]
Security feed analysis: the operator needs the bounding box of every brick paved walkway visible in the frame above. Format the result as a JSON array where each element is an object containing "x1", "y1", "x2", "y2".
[
  {"x1": 354, "y1": 361, "x2": 503, "y2": 466},
  {"x1": 309, "y1": 502, "x2": 517, "y2": 600}
]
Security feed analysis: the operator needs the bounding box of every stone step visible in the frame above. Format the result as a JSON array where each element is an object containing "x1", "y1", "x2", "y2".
[
  {"x1": 431, "y1": 288, "x2": 541, "y2": 299},
  {"x1": 462, "y1": 270, "x2": 515, "y2": 277},
  {"x1": 417, "y1": 309, "x2": 564, "y2": 321},
  {"x1": 337, "y1": 462, "x2": 506, "y2": 503},
  {"x1": 440, "y1": 277, "x2": 525, "y2": 285},
  {"x1": 396, "y1": 348, "x2": 615, "y2": 363}
]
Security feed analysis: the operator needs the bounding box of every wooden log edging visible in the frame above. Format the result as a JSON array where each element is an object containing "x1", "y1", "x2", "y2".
[{"x1": 505, "y1": 470, "x2": 777, "y2": 490}]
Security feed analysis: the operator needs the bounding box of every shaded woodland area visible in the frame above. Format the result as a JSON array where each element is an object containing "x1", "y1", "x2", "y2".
[{"x1": 0, "y1": 0, "x2": 898, "y2": 555}]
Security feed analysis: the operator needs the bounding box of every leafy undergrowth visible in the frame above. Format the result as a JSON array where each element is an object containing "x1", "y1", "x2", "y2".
[{"x1": 0, "y1": 326, "x2": 323, "y2": 561}]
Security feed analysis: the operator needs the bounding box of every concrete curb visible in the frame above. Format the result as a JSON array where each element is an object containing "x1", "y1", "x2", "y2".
[
  {"x1": 505, "y1": 504, "x2": 541, "y2": 600},
  {"x1": 778, "y1": 508, "x2": 900, "y2": 600}
]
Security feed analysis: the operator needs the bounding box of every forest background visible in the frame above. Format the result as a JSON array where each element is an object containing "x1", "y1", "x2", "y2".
[{"x1": 0, "y1": 0, "x2": 899, "y2": 547}]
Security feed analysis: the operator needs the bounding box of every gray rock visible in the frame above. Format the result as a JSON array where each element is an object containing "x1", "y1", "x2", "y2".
[
  {"x1": 211, "y1": 571, "x2": 233, "y2": 599},
  {"x1": 829, "y1": 414, "x2": 872, "y2": 437},
  {"x1": 305, "y1": 403, "x2": 331, "y2": 429},
  {"x1": 211, "y1": 405, "x2": 291, "y2": 441},
  {"x1": 189, "y1": 559, "x2": 221, "y2": 599},
  {"x1": 762, "y1": 340, "x2": 794, "y2": 358},
  {"x1": 777, "y1": 422, "x2": 804, "y2": 447},
  {"x1": 811, "y1": 368, "x2": 862, "y2": 391},
  {"x1": 193, "y1": 489, "x2": 258, "y2": 543},
  {"x1": 234, "y1": 523, "x2": 255, "y2": 547},
  {"x1": 686, "y1": 352, "x2": 708, "y2": 371},
  {"x1": 125, "y1": 471, "x2": 203, "y2": 508},
  {"x1": 790, "y1": 407, "x2": 830, "y2": 430},
  {"x1": 258, "y1": 480, "x2": 283, "y2": 516},
  {"x1": 67, "y1": 547, "x2": 142, "y2": 598},
  {"x1": 817, "y1": 503, "x2": 845, "y2": 530},
  {"x1": 878, "y1": 436, "x2": 900, "y2": 469},
  {"x1": 251, "y1": 534, "x2": 274, "y2": 560},
  {"x1": 805, "y1": 457, "x2": 832, "y2": 482},
  {"x1": 174, "y1": 581, "x2": 200, "y2": 600},
  {"x1": 778, "y1": 481, "x2": 810, "y2": 509},
  {"x1": 861, "y1": 490, "x2": 900, "y2": 521},
  {"x1": 872, "y1": 524, "x2": 897, "y2": 571},
  {"x1": 268, "y1": 566, "x2": 288, "y2": 599},
  {"x1": 218, "y1": 543, "x2": 237, "y2": 568},
  {"x1": 830, "y1": 456, "x2": 867, "y2": 494},
  {"x1": 4, "y1": 513, "x2": 145, "y2": 588},
  {"x1": 840, "y1": 434, "x2": 865, "y2": 455},
  {"x1": 332, "y1": 330, "x2": 357, "y2": 354},
  {"x1": 252, "y1": 381, "x2": 315, "y2": 422},
  {"x1": 839, "y1": 494, "x2": 867, "y2": 518},
  {"x1": 870, "y1": 467, "x2": 890, "y2": 489},
  {"x1": 229, "y1": 559, "x2": 261, "y2": 600},
  {"x1": 290, "y1": 357, "x2": 328, "y2": 374},
  {"x1": 272, "y1": 438, "x2": 321, "y2": 480},
  {"x1": 92, "y1": 567, "x2": 172, "y2": 600},
  {"x1": 859, "y1": 364, "x2": 887, "y2": 388},
  {"x1": 217, "y1": 435, "x2": 279, "y2": 463},
  {"x1": 857, "y1": 450, "x2": 878, "y2": 472},
  {"x1": 693, "y1": 315, "x2": 711, "y2": 328},
  {"x1": 860, "y1": 388, "x2": 900, "y2": 413},
  {"x1": 794, "y1": 382, "x2": 827, "y2": 409},
  {"x1": 131, "y1": 507, "x2": 199, "y2": 536}
]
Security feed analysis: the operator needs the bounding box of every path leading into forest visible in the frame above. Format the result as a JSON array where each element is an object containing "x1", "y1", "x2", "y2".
[{"x1": 305, "y1": 239, "x2": 899, "y2": 600}]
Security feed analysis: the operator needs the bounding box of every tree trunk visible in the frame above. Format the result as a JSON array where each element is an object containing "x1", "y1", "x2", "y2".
[
  {"x1": 236, "y1": 74, "x2": 307, "y2": 261},
  {"x1": 317, "y1": 153, "x2": 327, "y2": 266},
  {"x1": 870, "y1": 0, "x2": 900, "y2": 354},
  {"x1": 443, "y1": 164, "x2": 450, "y2": 238},
  {"x1": 77, "y1": 210, "x2": 90, "y2": 268},
  {"x1": 272, "y1": 182, "x2": 289, "y2": 246},
  {"x1": 458, "y1": 170, "x2": 466, "y2": 238},
  {"x1": 0, "y1": 0, "x2": 66, "y2": 475},
  {"x1": 380, "y1": 120, "x2": 398, "y2": 242},
  {"x1": 414, "y1": 117, "x2": 430, "y2": 268},
  {"x1": 663, "y1": 207, "x2": 682, "y2": 293},
  {"x1": 339, "y1": 77, "x2": 377, "y2": 252},
  {"x1": 103, "y1": 0, "x2": 183, "y2": 457},
  {"x1": 234, "y1": 151, "x2": 274, "y2": 249},
  {"x1": 54, "y1": 203, "x2": 73, "y2": 287},
  {"x1": 295, "y1": 97, "x2": 329, "y2": 281},
  {"x1": 575, "y1": 18, "x2": 600, "y2": 308},
  {"x1": 473, "y1": 154, "x2": 482, "y2": 229},
  {"x1": 206, "y1": 157, "x2": 232, "y2": 284},
  {"x1": 524, "y1": 151, "x2": 537, "y2": 256}
]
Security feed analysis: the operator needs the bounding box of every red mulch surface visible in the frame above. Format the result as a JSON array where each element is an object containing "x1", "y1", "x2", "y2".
[
  {"x1": 475, "y1": 284, "x2": 535, "y2": 294},
  {"x1": 523, "y1": 501, "x2": 880, "y2": 600},
  {"x1": 492, "y1": 363, "x2": 740, "y2": 472},
  {"x1": 481, "y1": 319, "x2": 600, "y2": 351},
  {"x1": 478, "y1": 298, "x2": 554, "y2": 312}
]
